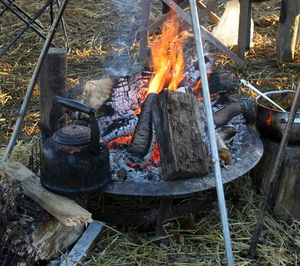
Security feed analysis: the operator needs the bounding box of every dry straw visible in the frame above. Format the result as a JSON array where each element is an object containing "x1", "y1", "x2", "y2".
[{"x1": 0, "y1": 0, "x2": 299, "y2": 265}]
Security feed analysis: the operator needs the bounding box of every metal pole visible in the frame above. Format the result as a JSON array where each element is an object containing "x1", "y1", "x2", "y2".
[
  {"x1": 248, "y1": 80, "x2": 300, "y2": 258},
  {"x1": 188, "y1": 0, "x2": 234, "y2": 265},
  {"x1": 2, "y1": 0, "x2": 69, "y2": 163}
]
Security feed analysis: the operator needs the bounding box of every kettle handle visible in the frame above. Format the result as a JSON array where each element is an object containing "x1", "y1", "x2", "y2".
[{"x1": 52, "y1": 95, "x2": 100, "y2": 154}]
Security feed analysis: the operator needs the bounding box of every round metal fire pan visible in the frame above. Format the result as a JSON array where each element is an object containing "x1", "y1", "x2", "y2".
[{"x1": 102, "y1": 126, "x2": 263, "y2": 197}]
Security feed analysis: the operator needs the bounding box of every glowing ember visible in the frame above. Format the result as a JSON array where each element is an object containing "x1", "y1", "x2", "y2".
[
  {"x1": 107, "y1": 136, "x2": 132, "y2": 149},
  {"x1": 148, "y1": 14, "x2": 186, "y2": 94}
]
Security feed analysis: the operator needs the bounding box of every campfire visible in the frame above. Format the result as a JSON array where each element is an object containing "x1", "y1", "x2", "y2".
[{"x1": 84, "y1": 15, "x2": 256, "y2": 183}]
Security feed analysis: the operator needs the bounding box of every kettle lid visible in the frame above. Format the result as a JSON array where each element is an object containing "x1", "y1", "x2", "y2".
[{"x1": 53, "y1": 124, "x2": 90, "y2": 145}]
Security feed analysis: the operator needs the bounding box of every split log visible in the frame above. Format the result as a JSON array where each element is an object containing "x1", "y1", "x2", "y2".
[
  {"x1": 0, "y1": 182, "x2": 84, "y2": 263},
  {"x1": 127, "y1": 93, "x2": 155, "y2": 157},
  {"x1": 152, "y1": 90, "x2": 209, "y2": 180},
  {"x1": 215, "y1": 130, "x2": 232, "y2": 164},
  {"x1": 40, "y1": 48, "x2": 67, "y2": 143},
  {"x1": 253, "y1": 139, "x2": 300, "y2": 220},
  {"x1": 0, "y1": 160, "x2": 92, "y2": 226},
  {"x1": 213, "y1": 102, "x2": 242, "y2": 128}
]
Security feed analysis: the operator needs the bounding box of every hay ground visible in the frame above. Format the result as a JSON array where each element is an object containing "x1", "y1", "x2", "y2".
[{"x1": 0, "y1": 0, "x2": 300, "y2": 265}]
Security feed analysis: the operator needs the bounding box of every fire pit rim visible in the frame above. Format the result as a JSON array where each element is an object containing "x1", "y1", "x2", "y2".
[{"x1": 102, "y1": 126, "x2": 263, "y2": 197}]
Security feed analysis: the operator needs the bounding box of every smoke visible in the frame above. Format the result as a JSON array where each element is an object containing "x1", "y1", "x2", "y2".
[{"x1": 105, "y1": 0, "x2": 142, "y2": 76}]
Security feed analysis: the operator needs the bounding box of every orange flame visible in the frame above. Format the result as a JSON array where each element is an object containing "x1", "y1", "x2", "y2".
[{"x1": 148, "y1": 15, "x2": 185, "y2": 94}]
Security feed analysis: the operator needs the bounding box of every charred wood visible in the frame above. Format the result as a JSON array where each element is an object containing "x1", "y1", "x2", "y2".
[
  {"x1": 127, "y1": 93, "x2": 156, "y2": 157},
  {"x1": 97, "y1": 71, "x2": 152, "y2": 119},
  {"x1": 152, "y1": 90, "x2": 210, "y2": 180},
  {"x1": 101, "y1": 115, "x2": 138, "y2": 142},
  {"x1": 213, "y1": 102, "x2": 242, "y2": 128}
]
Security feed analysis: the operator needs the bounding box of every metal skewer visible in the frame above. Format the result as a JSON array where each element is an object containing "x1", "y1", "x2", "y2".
[
  {"x1": 189, "y1": 0, "x2": 234, "y2": 265},
  {"x1": 2, "y1": 0, "x2": 70, "y2": 163},
  {"x1": 240, "y1": 79, "x2": 287, "y2": 112}
]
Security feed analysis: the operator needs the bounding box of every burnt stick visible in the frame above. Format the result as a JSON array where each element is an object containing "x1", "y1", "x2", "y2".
[
  {"x1": 127, "y1": 93, "x2": 156, "y2": 157},
  {"x1": 213, "y1": 102, "x2": 242, "y2": 128}
]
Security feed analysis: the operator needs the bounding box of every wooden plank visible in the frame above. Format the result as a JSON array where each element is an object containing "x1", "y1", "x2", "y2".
[
  {"x1": 40, "y1": 47, "x2": 67, "y2": 143},
  {"x1": 149, "y1": 0, "x2": 219, "y2": 34},
  {"x1": 237, "y1": 0, "x2": 252, "y2": 60},
  {"x1": 276, "y1": 0, "x2": 300, "y2": 62},
  {"x1": 253, "y1": 139, "x2": 300, "y2": 219},
  {"x1": 139, "y1": 0, "x2": 151, "y2": 60},
  {"x1": 60, "y1": 221, "x2": 105, "y2": 266},
  {"x1": 0, "y1": 160, "x2": 92, "y2": 226},
  {"x1": 160, "y1": 0, "x2": 245, "y2": 66},
  {"x1": 197, "y1": 1, "x2": 219, "y2": 23}
]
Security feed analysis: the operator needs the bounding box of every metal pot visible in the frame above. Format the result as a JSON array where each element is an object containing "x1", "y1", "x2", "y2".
[{"x1": 256, "y1": 90, "x2": 300, "y2": 144}]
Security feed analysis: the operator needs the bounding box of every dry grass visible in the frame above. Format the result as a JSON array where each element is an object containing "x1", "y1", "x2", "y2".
[{"x1": 1, "y1": 0, "x2": 300, "y2": 265}]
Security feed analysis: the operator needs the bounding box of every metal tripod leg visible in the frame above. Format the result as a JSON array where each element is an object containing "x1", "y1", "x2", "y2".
[
  {"x1": 188, "y1": 0, "x2": 234, "y2": 265},
  {"x1": 2, "y1": 0, "x2": 70, "y2": 162}
]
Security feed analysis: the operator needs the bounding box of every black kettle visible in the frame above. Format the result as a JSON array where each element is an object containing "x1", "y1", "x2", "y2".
[{"x1": 40, "y1": 95, "x2": 111, "y2": 195}]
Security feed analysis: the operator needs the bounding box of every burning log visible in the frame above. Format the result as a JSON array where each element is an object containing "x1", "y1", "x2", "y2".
[
  {"x1": 127, "y1": 93, "x2": 156, "y2": 157},
  {"x1": 213, "y1": 102, "x2": 242, "y2": 128},
  {"x1": 101, "y1": 114, "x2": 138, "y2": 142},
  {"x1": 215, "y1": 130, "x2": 232, "y2": 164},
  {"x1": 152, "y1": 90, "x2": 209, "y2": 181},
  {"x1": 97, "y1": 72, "x2": 152, "y2": 119}
]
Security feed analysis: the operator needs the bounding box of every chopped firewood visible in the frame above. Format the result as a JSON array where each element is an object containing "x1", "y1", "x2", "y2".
[
  {"x1": 215, "y1": 130, "x2": 232, "y2": 164},
  {"x1": 0, "y1": 160, "x2": 92, "y2": 227},
  {"x1": 152, "y1": 90, "x2": 209, "y2": 181},
  {"x1": 0, "y1": 182, "x2": 84, "y2": 264},
  {"x1": 127, "y1": 93, "x2": 155, "y2": 157},
  {"x1": 40, "y1": 48, "x2": 67, "y2": 142},
  {"x1": 66, "y1": 77, "x2": 114, "y2": 110}
]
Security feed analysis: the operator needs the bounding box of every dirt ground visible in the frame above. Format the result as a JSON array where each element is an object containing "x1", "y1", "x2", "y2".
[{"x1": 0, "y1": 0, "x2": 300, "y2": 265}]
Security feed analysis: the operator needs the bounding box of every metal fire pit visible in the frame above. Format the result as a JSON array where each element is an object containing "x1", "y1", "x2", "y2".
[
  {"x1": 102, "y1": 126, "x2": 263, "y2": 197},
  {"x1": 90, "y1": 126, "x2": 263, "y2": 235}
]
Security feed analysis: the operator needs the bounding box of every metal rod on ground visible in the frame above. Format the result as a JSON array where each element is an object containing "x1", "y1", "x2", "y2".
[
  {"x1": 188, "y1": 0, "x2": 234, "y2": 265},
  {"x1": 248, "y1": 80, "x2": 300, "y2": 258},
  {"x1": 2, "y1": 0, "x2": 70, "y2": 163}
]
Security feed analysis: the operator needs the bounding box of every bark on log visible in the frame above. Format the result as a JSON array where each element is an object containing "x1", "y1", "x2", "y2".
[
  {"x1": 213, "y1": 102, "x2": 242, "y2": 128},
  {"x1": 0, "y1": 182, "x2": 84, "y2": 263},
  {"x1": 152, "y1": 90, "x2": 209, "y2": 181},
  {"x1": 40, "y1": 48, "x2": 67, "y2": 143},
  {"x1": 253, "y1": 139, "x2": 300, "y2": 220},
  {"x1": 215, "y1": 130, "x2": 232, "y2": 164},
  {"x1": 127, "y1": 93, "x2": 155, "y2": 157},
  {"x1": 276, "y1": 0, "x2": 300, "y2": 62}
]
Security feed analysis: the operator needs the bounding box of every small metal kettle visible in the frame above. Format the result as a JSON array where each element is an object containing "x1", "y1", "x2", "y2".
[{"x1": 40, "y1": 95, "x2": 111, "y2": 195}]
